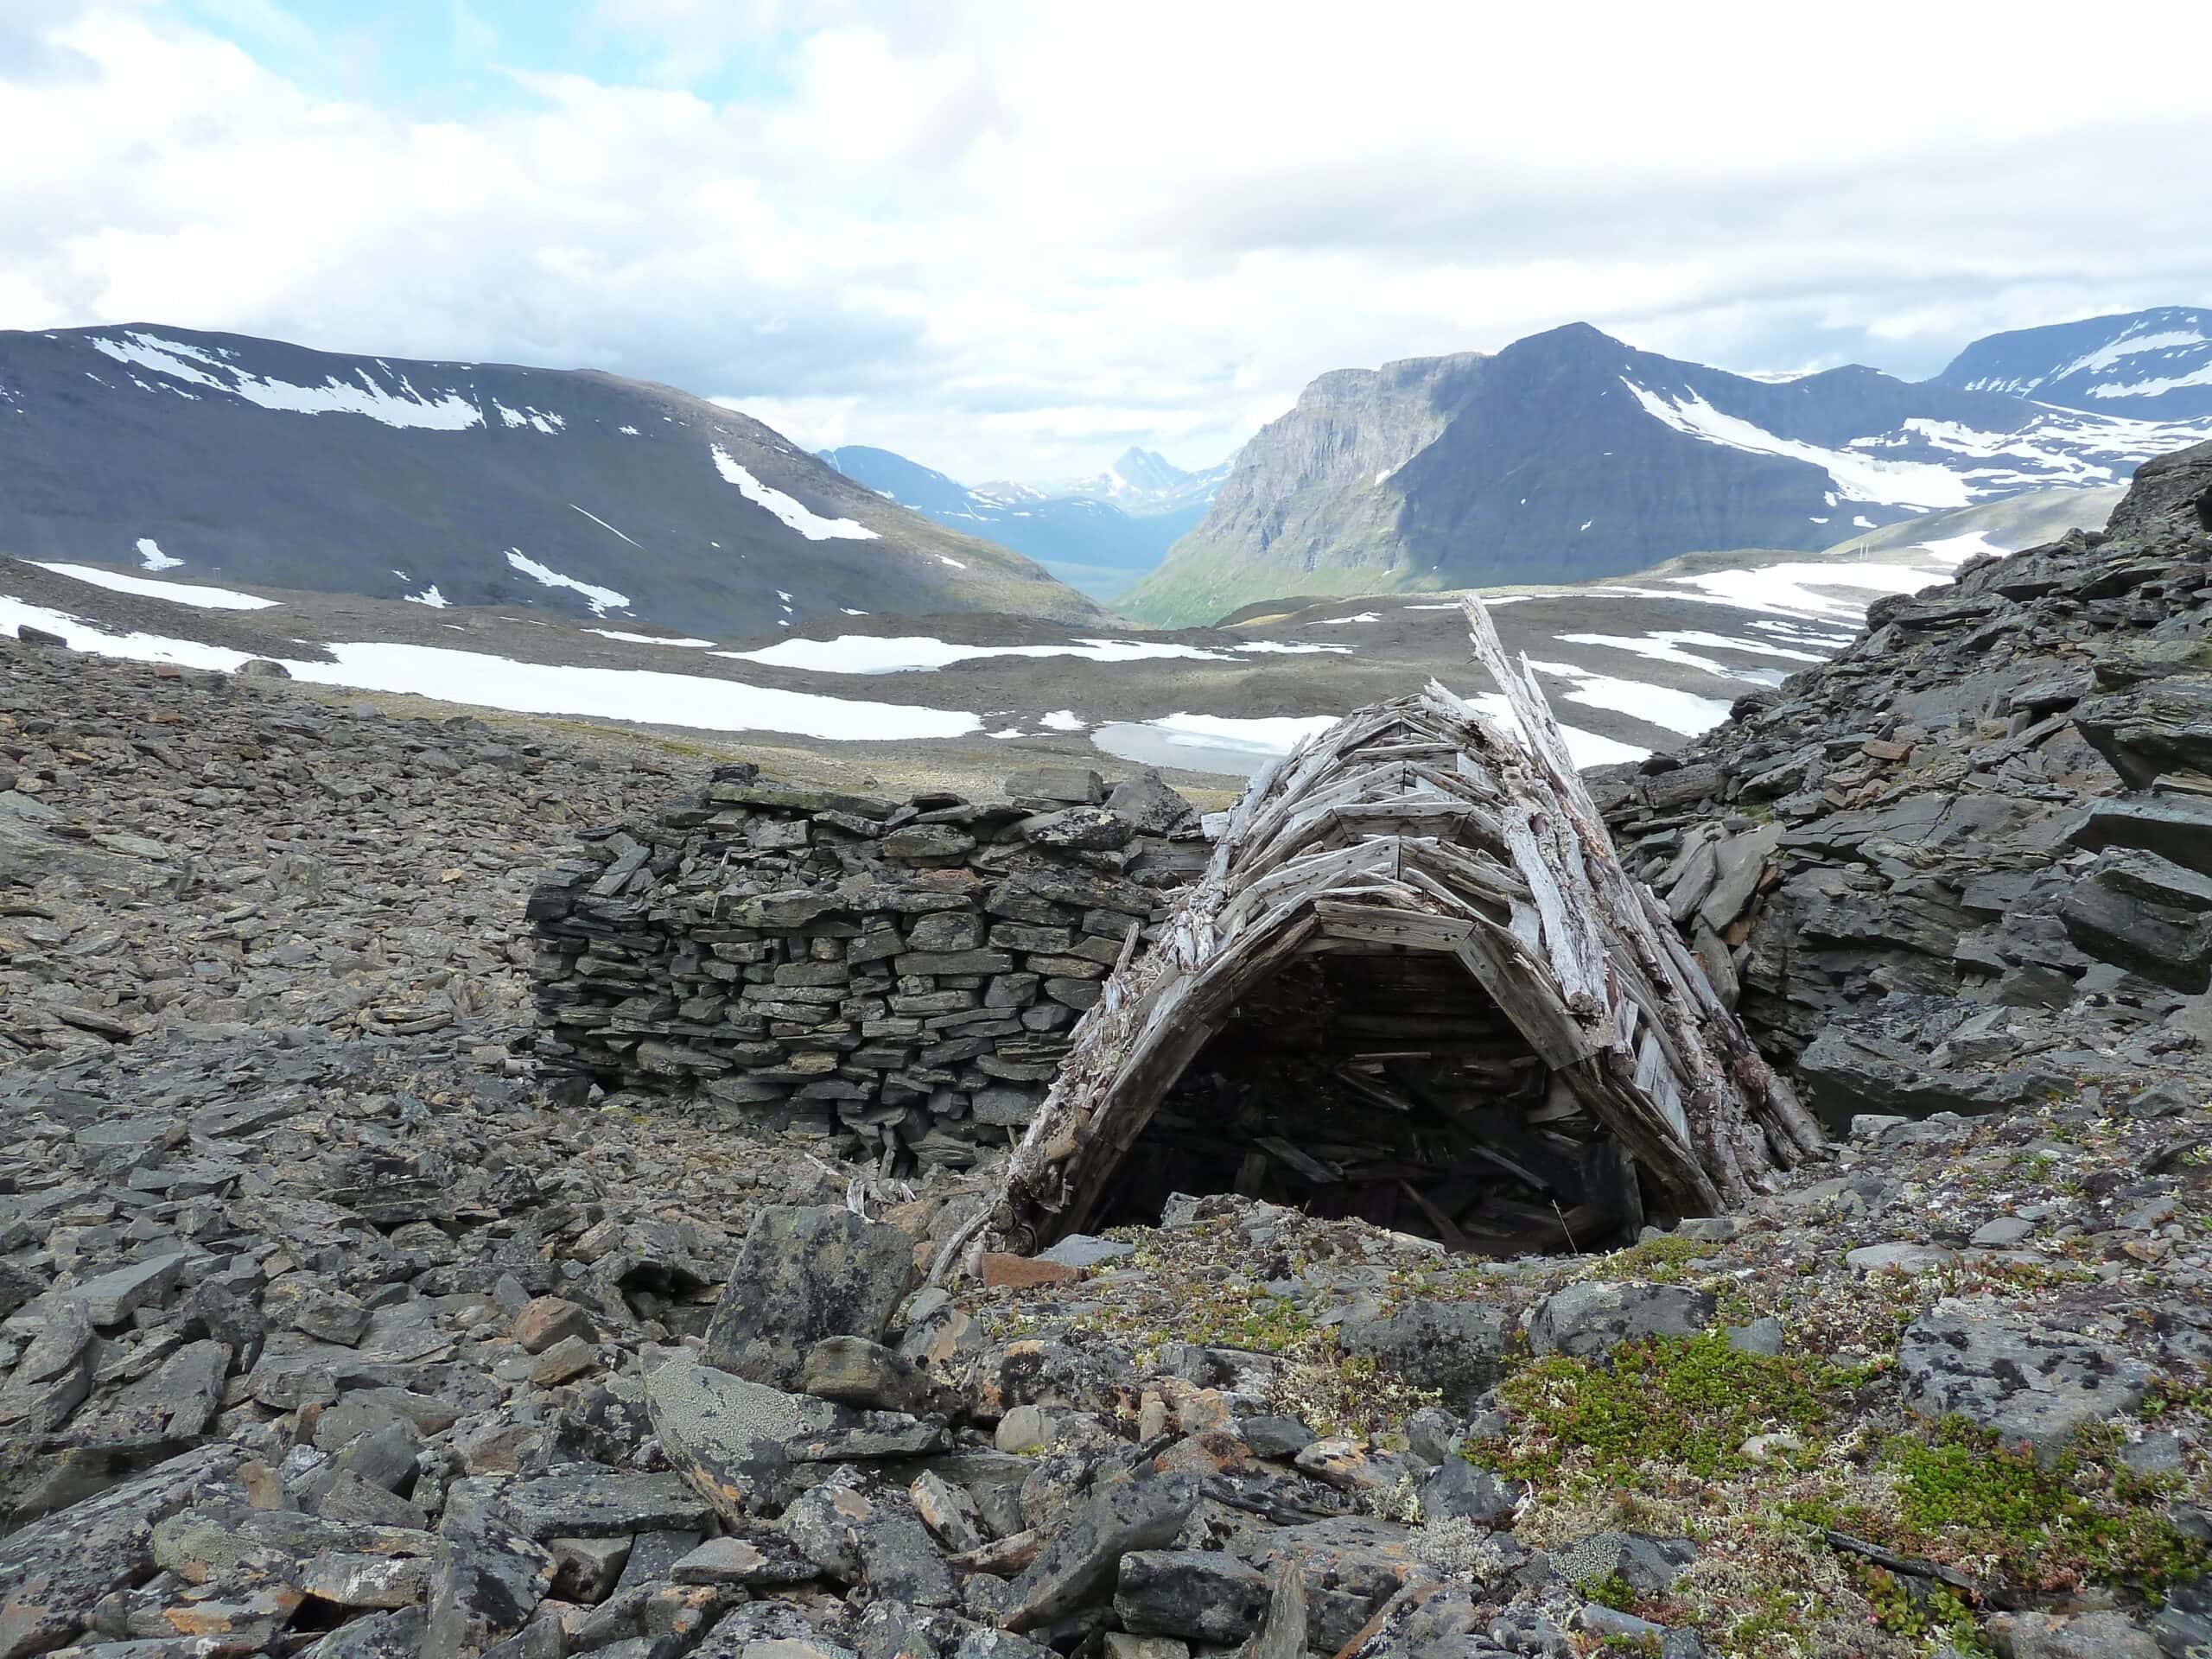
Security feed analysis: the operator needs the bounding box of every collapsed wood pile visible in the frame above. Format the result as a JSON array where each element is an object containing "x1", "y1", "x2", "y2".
[{"x1": 991, "y1": 601, "x2": 1823, "y2": 1255}]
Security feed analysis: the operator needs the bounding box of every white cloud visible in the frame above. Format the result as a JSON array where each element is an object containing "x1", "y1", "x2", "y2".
[{"x1": 3, "y1": 1, "x2": 2210, "y2": 482}]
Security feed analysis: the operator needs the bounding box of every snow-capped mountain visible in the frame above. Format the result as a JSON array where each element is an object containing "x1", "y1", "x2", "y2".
[
  {"x1": 818, "y1": 444, "x2": 1229, "y2": 603},
  {"x1": 1122, "y1": 314, "x2": 2212, "y2": 624},
  {"x1": 1931, "y1": 306, "x2": 2212, "y2": 421},
  {"x1": 1048, "y1": 447, "x2": 1233, "y2": 517},
  {"x1": 0, "y1": 325, "x2": 1103, "y2": 635}
]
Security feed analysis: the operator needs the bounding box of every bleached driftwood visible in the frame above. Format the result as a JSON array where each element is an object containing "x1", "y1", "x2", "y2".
[{"x1": 991, "y1": 599, "x2": 1821, "y2": 1252}]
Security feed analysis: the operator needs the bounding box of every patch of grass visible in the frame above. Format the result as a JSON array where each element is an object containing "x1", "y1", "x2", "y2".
[{"x1": 1493, "y1": 1332, "x2": 1862, "y2": 1487}]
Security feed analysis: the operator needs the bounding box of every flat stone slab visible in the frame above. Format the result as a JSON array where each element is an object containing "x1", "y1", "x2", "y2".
[{"x1": 1897, "y1": 1300, "x2": 2154, "y2": 1456}]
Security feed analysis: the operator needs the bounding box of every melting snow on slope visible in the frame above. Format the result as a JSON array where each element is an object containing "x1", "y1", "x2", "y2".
[
  {"x1": 710, "y1": 447, "x2": 880, "y2": 541},
  {"x1": 1527, "y1": 660, "x2": 1735, "y2": 738},
  {"x1": 28, "y1": 562, "x2": 278, "y2": 611},
  {"x1": 1230, "y1": 641, "x2": 1354, "y2": 656},
  {"x1": 1040, "y1": 709, "x2": 1086, "y2": 732},
  {"x1": 721, "y1": 635, "x2": 1236, "y2": 675},
  {"x1": 2062, "y1": 328, "x2": 2209, "y2": 380},
  {"x1": 1658, "y1": 562, "x2": 1948, "y2": 619},
  {"x1": 1620, "y1": 379, "x2": 1972, "y2": 510},
  {"x1": 0, "y1": 596, "x2": 255, "y2": 671},
  {"x1": 92, "y1": 332, "x2": 481, "y2": 429},
  {"x1": 938, "y1": 556, "x2": 968, "y2": 569},
  {"x1": 0, "y1": 597, "x2": 980, "y2": 741},
  {"x1": 494, "y1": 403, "x2": 566, "y2": 434},
  {"x1": 2088, "y1": 363, "x2": 2212, "y2": 401},
  {"x1": 404, "y1": 586, "x2": 449, "y2": 609},
  {"x1": 1307, "y1": 613, "x2": 1381, "y2": 626},
  {"x1": 1916, "y1": 531, "x2": 2010, "y2": 563},
  {"x1": 588, "y1": 630, "x2": 716, "y2": 648},
  {"x1": 505, "y1": 550, "x2": 629, "y2": 616},
  {"x1": 1556, "y1": 629, "x2": 1824, "y2": 680},
  {"x1": 135, "y1": 537, "x2": 182, "y2": 571}
]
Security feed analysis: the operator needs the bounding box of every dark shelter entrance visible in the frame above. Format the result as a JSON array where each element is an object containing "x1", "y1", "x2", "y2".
[{"x1": 1090, "y1": 950, "x2": 1643, "y2": 1252}]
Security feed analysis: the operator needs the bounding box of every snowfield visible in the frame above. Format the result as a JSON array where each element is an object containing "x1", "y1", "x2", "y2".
[{"x1": 0, "y1": 596, "x2": 980, "y2": 742}]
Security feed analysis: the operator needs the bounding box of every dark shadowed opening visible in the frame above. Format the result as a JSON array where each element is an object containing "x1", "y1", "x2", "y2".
[{"x1": 1088, "y1": 950, "x2": 1643, "y2": 1253}]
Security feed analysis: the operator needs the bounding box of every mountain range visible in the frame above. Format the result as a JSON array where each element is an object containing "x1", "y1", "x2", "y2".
[
  {"x1": 0, "y1": 325, "x2": 1103, "y2": 636},
  {"x1": 1119, "y1": 310, "x2": 2212, "y2": 623},
  {"x1": 1929, "y1": 305, "x2": 2212, "y2": 419},
  {"x1": 818, "y1": 445, "x2": 1227, "y2": 601}
]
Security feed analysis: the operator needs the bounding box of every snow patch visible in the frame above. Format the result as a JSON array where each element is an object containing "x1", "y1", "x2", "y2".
[
  {"x1": 1040, "y1": 709, "x2": 1086, "y2": 732},
  {"x1": 1621, "y1": 378, "x2": 1973, "y2": 510},
  {"x1": 1916, "y1": 530, "x2": 2009, "y2": 563},
  {"x1": 505, "y1": 550, "x2": 630, "y2": 616},
  {"x1": 28, "y1": 562, "x2": 278, "y2": 611},
  {"x1": 0, "y1": 595, "x2": 980, "y2": 741},
  {"x1": 92, "y1": 332, "x2": 482, "y2": 429},
  {"x1": 588, "y1": 629, "x2": 715, "y2": 648},
  {"x1": 710, "y1": 447, "x2": 879, "y2": 541},
  {"x1": 135, "y1": 537, "x2": 182, "y2": 571},
  {"x1": 1525, "y1": 659, "x2": 1735, "y2": 738},
  {"x1": 1556, "y1": 629, "x2": 1825, "y2": 678},
  {"x1": 404, "y1": 585, "x2": 449, "y2": 609},
  {"x1": 1306, "y1": 612, "x2": 1380, "y2": 626}
]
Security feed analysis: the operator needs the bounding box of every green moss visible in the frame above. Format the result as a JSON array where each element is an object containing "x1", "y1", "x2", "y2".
[
  {"x1": 1808, "y1": 1419, "x2": 2209, "y2": 1597},
  {"x1": 1586, "y1": 1569, "x2": 1638, "y2": 1610},
  {"x1": 1494, "y1": 1332, "x2": 1860, "y2": 1487}
]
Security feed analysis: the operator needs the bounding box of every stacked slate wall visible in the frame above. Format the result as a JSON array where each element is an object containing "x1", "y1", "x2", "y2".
[{"x1": 526, "y1": 763, "x2": 1206, "y2": 1167}]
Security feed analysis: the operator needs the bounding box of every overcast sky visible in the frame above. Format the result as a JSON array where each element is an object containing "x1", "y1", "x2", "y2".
[{"x1": 5, "y1": 1, "x2": 2210, "y2": 483}]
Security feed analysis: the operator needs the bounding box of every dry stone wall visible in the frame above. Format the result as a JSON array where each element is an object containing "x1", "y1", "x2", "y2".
[{"x1": 527, "y1": 762, "x2": 1205, "y2": 1166}]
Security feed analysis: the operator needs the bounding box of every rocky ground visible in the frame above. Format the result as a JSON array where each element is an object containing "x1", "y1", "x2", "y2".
[{"x1": 2, "y1": 480, "x2": 2210, "y2": 1659}]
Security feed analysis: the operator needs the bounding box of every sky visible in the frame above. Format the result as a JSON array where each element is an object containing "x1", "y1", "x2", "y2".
[{"x1": 4, "y1": 0, "x2": 2211, "y2": 485}]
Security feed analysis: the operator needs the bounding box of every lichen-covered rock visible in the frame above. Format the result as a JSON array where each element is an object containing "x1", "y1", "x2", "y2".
[
  {"x1": 1525, "y1": 1281, "x2": 1716, "y2": 1361},
  {"x1": 705, "y1": 1206, "x2": 919, "y2": 1389},
  {"x1": 1338, "y1": 1299, "x2": 1512, "y2": 1404},
  {"x1": 1896, "y1": 1300, "x2": 2155, "y2": 1456}
]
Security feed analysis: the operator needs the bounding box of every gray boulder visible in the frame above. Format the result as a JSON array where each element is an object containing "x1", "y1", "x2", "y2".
[
  {"x1": 1526, "y1": 1281, "x2": 1715, "y2": 1361},
  {"x1": 1338, "y1": 1298, "x2": 1511, "y2": 1402},
  {"x1": 1897, "y1": 1300, "x2": 2153, "y2": 1457},
  {"x1": 705, "y1": 1205, "x2": 919, "y2": 1389}
]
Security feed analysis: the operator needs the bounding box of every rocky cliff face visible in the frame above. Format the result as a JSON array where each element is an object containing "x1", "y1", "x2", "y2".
[
  {"x1": 1600, "y1": 439, "x2": 2212, "y2": 1125},
  {"x1": 1125, "y1": 315, "x2": 2212, "y2": 625}
]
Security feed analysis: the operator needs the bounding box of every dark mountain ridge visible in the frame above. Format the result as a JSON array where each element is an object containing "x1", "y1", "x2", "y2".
[
  {"x1": 0, "y1": 323, "x2": 1103, "y2": 635},
  {"x1": 1124, "y1": 312, "x2": 2212, "y2": 624}
]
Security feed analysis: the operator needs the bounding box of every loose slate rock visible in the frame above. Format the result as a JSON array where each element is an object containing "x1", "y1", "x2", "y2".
[
  {"x1": 1001, "y1": 1474, "x2": 1198, "y2": 1631},
  {"x1": 498, "y1": 1469, "x2": 716, "y2": 1540},
  {"x1": 705, "y1": 1205, "x2": 920, "y2": 1389}
]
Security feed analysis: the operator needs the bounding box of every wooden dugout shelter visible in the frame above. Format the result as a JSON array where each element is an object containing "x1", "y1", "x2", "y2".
[{"x1": 990, "y1": 601, "x2": 1822, "y2": 1255}]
